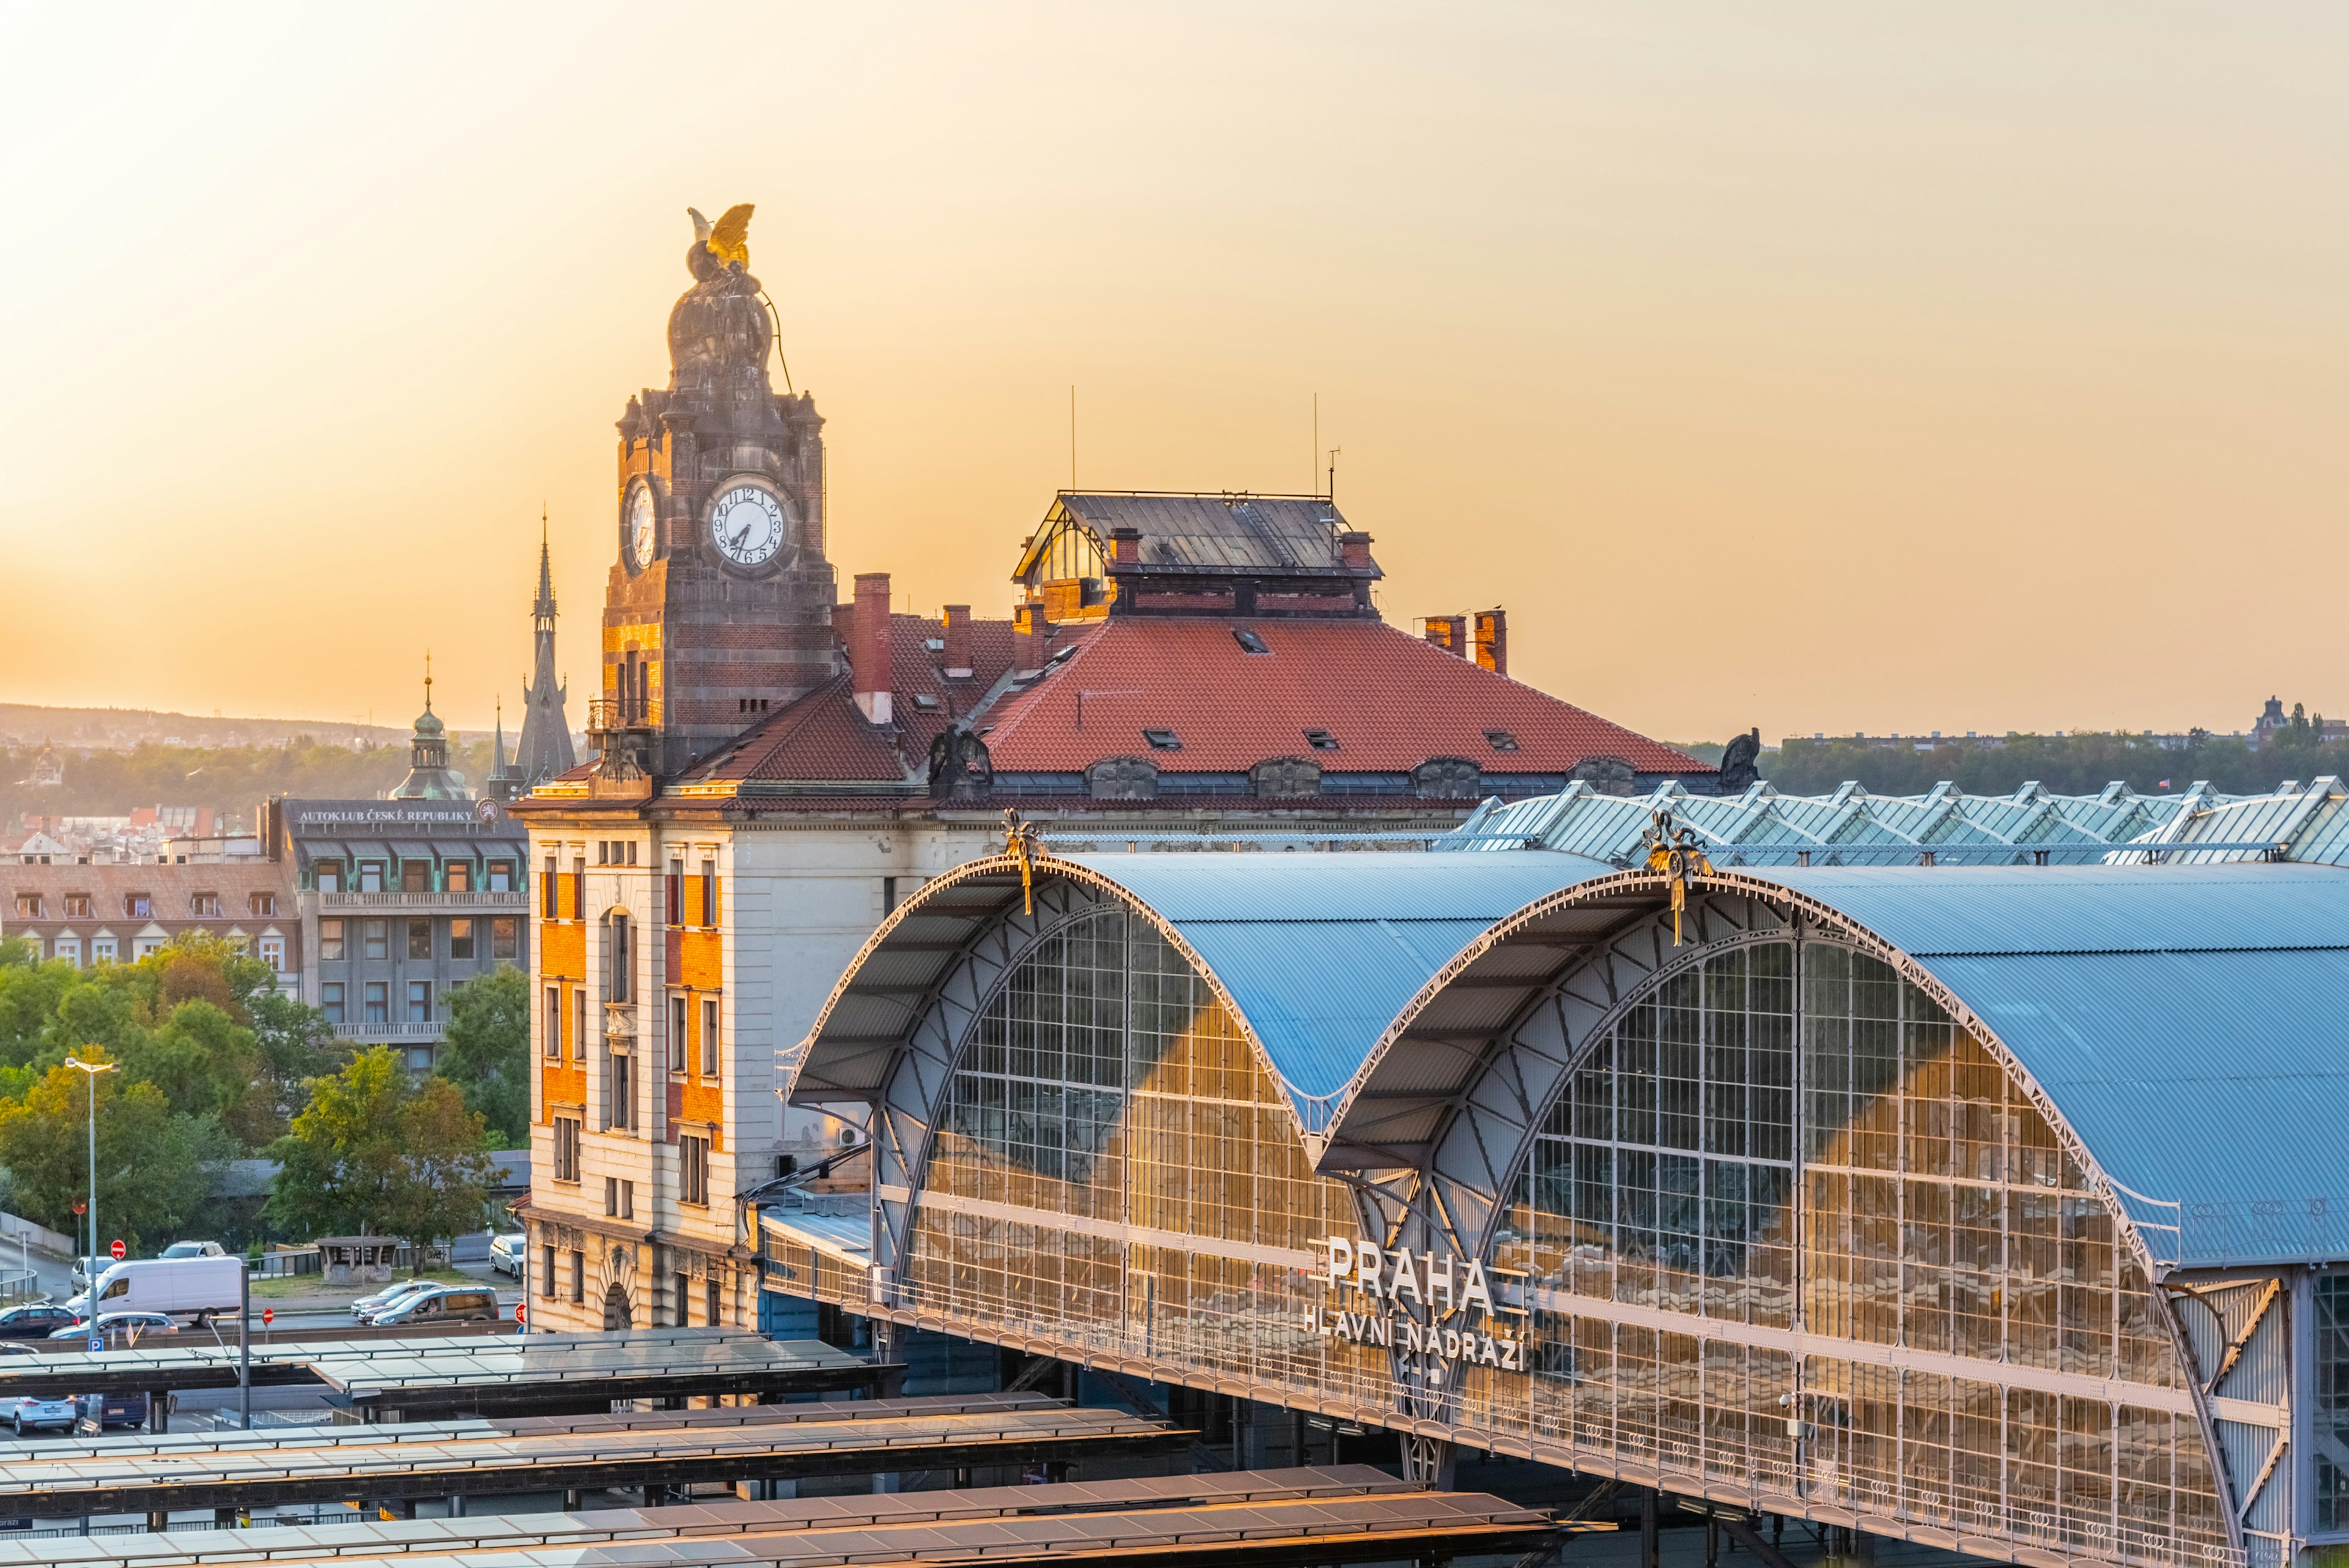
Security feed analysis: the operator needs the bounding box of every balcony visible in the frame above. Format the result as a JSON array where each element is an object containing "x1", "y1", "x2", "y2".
[
  {"x1": 314, "y1": 889, "x2": 528, "y2": 912},
  {"x1": 335, "y1": 1021, "x2": 444, "y2": 1043}
]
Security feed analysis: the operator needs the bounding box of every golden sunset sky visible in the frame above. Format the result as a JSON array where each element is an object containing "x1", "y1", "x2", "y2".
[{"x1": 3, "y1": 4, "x2": 2343, "y2": 743}]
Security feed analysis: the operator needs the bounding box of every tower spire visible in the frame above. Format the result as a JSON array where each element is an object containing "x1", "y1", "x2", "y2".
[
  {"x1": 519, "y1": 513, "x2": 578, "y2": 784},
  {"x1": 535, "y1": 505, "x2": 557, "y2": 626}
]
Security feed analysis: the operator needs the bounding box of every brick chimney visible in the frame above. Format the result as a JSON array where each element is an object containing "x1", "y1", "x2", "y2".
[
  {"x1": 1109, "y1": 527, "x2": 1141, "y2": 566},
  {"x1": 1014, "y1": 602, "x2": 1050, "y2": 673},
  {"x1": 1423, "y1": 615, "x2": 1468, "y2": 656},
  {"x1": 852, "y1": 573, "x2": 892, "y2": 724},
  {"x1": 941, "y1": 605, "x2": 973, "y2": 678},
  {"x1": 1338, "y1": 531, "x2": 1373, "y2": 570},
  {"x1": 1472, "y1": 609, "x2": 1507, "y2": 677}
]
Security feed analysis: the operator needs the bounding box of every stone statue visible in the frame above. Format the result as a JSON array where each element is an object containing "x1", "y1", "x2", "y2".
[{"x1": 1718, "y1": 727, "x2": 1762, "y2": 793}]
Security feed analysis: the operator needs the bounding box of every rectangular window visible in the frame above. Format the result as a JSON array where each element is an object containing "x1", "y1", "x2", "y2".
[
  {"x1": 321, "y1": 983, "x2": 345, "y2": 1024},
  {"x1": 13, "y1": 894, "x2": 43, "y2": 920},
  {"x1": 666, "y1": 860, "x2": 683, "y2": 924},
  {"x1": 575, "y1": 990, "x2": 587, "y2": 1065},
  {"x1": 400, "y1": 861, "x2": 429, "y2": 893},
  {"x1": 363, "y1": 982, "x2": 388, "y2": 1024},
  {"x1": 319, "y1": 918, "x2": 345, "y2": 960},
  {"x1": 491, "y1": 916, "x2": 517, "y2": 960},
  {"x1": 408, "y1": 920, "x2": 432, "y2": 960},
  {"x1": 488, "y1": 860, "x2": 513, "y2": 893},
  {"x1": 92, "y1": 936, "x2": 116, "y2": 964},
  {"x1": 552, "y1": 1115, "x2": 581, "y2": 1182},
  {"x1": 669, "y1": 995, "x2": 688, "y2": 1075},
  {"x1": 681, "y1": 1134, "x2": 710, "y2": 1206},
  {"x1": 449, "y1": 918, "x2": 475, "y2": 960},
  {"x1": 358, "y1": 863, "x2": 384, "y2": 893},
  {"x1": 126, "y1": 894, "x2": 153, "y2": 919},
  {"x1": 314, "y1": 863, "x2": 342, "y2": 893},
  {"x1": 540, "y1": 1244, "x2": 555, "y2": 1299},
  {"x1": 258, "y1": 935, "x2": 285, "y2": 972},
  {"x1": 570, "y1": 1249, "x2": 584, "y2": 1303},
  {"x1": 617, "y1": 1179, "x2": 635, "y2": 1218},
  {"x1": 882, "y1": 876, "x2": 898, "y2": 915},
  {"x1": 445, "y1": 861, "x2": 472, "y2": 893},
  {"x1": 63, "y1": 893, "x2": 91, "y2": 919},
  {"x1": 609, "y1": 1050, "x2": 634, "y2": 1132},
  {"x1": 249, "y1": 891, "x2": 276, "y2": 917},
  {"x1": 673, "y1": 1270, "x2": 691, "y2": 1325},
  {"x1": 705, "y1": 1276, "x2": 721, "y2": 1328},
  {"x1": 700, "y1": 861, "x2": 717, "y2": 926},
  {"x1": 407, "y1": 981, "x2": 432, "y2": 1023},
  {"x1": 54, "y1": 937, "x2": 80, "y2": 968},
  {"x1": 364, "y1": 920, "x2": 388, "y2": 960},
  {"x1": 544, "y1": 986, "x2": 562, "y2": 1059},
  {"x1": 190, "y1": 892, "x2": 221, "y2": 917},
  {"x1": 698, "y1": 998, "x2": 717, "y2": 1077},
  {"x1": 607, "y1": 914, "x2": 631, "y2": 1004},
  {"x1": 605, "y1": 1175, "x2": 618, "y2": 1216}
]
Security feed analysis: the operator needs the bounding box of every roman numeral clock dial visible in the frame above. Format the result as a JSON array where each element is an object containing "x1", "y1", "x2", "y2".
[{"x1": 709, "y1": 482, "x2": 792, "y2": 569}]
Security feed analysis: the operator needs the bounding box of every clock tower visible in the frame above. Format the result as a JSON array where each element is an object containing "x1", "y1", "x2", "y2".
[{"x1": 595, "y1": 204, "x2": 837, "y2": 782}]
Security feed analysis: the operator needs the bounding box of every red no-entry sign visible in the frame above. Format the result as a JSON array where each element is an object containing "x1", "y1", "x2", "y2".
[
  {"x1": 514, "y1": 1302, "x2": 526, "y2": 1324},
  {"x1": 262, "y1": 1308, "x2": 274, "y2": 1326},
  {"x1": 109, "y1": 1240, "x2": 125, "y2": 1260}
]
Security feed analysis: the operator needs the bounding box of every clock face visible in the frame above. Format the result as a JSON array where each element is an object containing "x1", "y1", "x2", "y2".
[
  {"x1": 709, "y1": 482, "x2": 790, "y2": 568},
  {"x1": 625, "y1": 483, "x2": 658, "y2": 570}
]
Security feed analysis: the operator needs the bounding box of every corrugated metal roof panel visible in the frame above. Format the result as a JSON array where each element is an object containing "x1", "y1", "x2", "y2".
[
  {"x1": 1761, "y1": 864, "x2": 2349, "y2": 956},
  {"x1": 1920, "y1": 948, "x2": 2349, "y2": 1265}
]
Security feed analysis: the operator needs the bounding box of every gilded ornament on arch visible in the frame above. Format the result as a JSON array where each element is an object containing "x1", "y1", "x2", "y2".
[{"x1": 688, "y1": 203, "x2": 755, "y2": 267}]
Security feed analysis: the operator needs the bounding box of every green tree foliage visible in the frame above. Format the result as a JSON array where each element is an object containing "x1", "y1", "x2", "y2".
[
  {"x1": 0, "y1": 1053, "x2": 234, "y2": 1254},
  {"x1": 0, "y1": 735, "x2": 495, "y2": 830},
  {"x1": 0, "y1": 934, "x2": 339, "y2": 1151},
  {"x1": 434, "y1": 965, "x2": 530, "y2": 1147},
  {"x1": 266, "y1": 1048, "x2": 503, "y2": 1264},
  {"x1": 1761, "y1": 724, "x2": 2349, "y2": 798}
]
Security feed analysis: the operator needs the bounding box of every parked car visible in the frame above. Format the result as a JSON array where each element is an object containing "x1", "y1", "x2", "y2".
[
  {"x1": 69, "y1": 1256, "x2": 102, "y2": 1291},
  {"x1": 367, "y1": 1286, "x2": 499, "y2": 1328},
  {"x1": 352, "y1": 1278, "x2": 436, "y2": 1320},
  {"x1": 4, "y1": 1394, "x2": 75, "y2": 1436},
  {"x1": 158, "y1": 1241, "x2": 225, "y2": 1260},
  {"x1": 49, "y1": 1312, "x2": 177, "y2": 1345},
  {"x1": 66, "y1": 1257, "x2": 243, "y2": 1325},
  {"x1": 0, "y1": 1304, "x2": 78, "y2": 1341},
  {"x1": 488, "y1": 1233, "x2": 526, "y2": 1277},
  {"x1": 76, "y1": 1391, "x2": 147, "y2": 1430}
]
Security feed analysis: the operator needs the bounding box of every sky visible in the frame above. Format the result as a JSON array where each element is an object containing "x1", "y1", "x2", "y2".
[{"x1": 2, "y1": 2, "x2": 2344, "y2": 744}]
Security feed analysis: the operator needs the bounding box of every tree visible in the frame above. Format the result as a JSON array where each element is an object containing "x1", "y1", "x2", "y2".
[
  {"x1": 267, "y1": 1049, "x2": 504, "y2": 1267},
  {"x1": 0, "y1": 1055, "x2": 231, "y2": 1254},
  {"x1": 434, "y1": 965, "x2": 529, "y2": 1146}
]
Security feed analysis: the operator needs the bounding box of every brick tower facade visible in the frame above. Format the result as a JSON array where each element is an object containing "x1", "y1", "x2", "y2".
[{"x1": 596, "y1": 204, "x2": 837, "y2": 782}]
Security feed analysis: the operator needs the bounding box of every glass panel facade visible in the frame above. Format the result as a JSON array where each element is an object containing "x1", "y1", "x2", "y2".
[
  {"x1": 898, "y1": 913, "x2": 2231, "y2": 1568},
  {"x1": 906, "y1": 908, "x2": 1395, "y2": 1408},
  {"x1": 2320, "y1": 1270, "x2": 2349, "y2": 1533},
  {"x1": 1494, "y1": 939, "x2": 2226, "y2": 1568}
]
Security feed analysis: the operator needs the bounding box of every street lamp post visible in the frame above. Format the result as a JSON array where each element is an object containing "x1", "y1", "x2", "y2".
[{"x1": 62, "y1": 1057, "x2": 117, "y2": 1297}]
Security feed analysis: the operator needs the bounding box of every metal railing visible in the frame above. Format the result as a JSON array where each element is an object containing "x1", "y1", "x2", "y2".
[
  {"x1": 587, "y1": 696, "x2": 661, "y2": 730},
  {"x1": 317, "y1": 890, "x2": 526, "y2": 910},
  {"x1": 333, "y1": 1022, "x2": 442, "y2": 1042}
]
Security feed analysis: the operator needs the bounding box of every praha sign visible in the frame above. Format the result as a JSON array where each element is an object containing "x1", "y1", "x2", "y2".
[{"x1": 1309, "y1": 1235, "x2": 1527, "y2": 1373}]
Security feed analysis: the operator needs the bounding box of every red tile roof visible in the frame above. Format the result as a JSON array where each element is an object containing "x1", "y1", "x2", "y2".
[{"x1": 976, "y1": 617, "x2": 1701, "y2": 776}]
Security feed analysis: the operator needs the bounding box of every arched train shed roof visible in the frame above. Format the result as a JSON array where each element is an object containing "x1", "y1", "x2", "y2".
[{"x1": 790, "y1": 853, "x2": 2349, "y2": 1271}]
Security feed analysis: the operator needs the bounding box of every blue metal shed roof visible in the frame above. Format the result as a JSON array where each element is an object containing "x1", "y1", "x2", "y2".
[{"x1": 1069, "y1": 852, "x2": 1606, "y2": 1108}]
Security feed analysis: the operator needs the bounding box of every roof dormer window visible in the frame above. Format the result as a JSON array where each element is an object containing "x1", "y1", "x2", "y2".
[
  {"x1": 913, "y1": 694, "x2": 940, "y2": 710},
  {"x1": 1484, "y1": 730, "x2": 1520, "y2": 752},
  {"x1": 1233, "y1": 628, "x2": 1270, "y2": 655},
  {"x1": 1143, "y1": 729, "x2": 1182, "y2": 751},
  {"x1": 1302, "y1": 729, "x2": 1339, "y2": 751}
]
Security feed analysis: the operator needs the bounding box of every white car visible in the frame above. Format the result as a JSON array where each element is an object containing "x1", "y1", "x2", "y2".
[
  {"x1": 158, "y1": 1241, "x2": 225, "y2": 1260},
  {"x1": 488, "y1": 1233, "x2": 526, "y2": 1277},
  {"x1": 4, "y1": 1394, "x2": 75, "y2": 1436},
  {"x1": 352, "y1": 1279, "x2": 434, "y2": 1321}
]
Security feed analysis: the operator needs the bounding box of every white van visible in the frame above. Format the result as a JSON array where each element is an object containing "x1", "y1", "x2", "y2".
[{"x1": 70, "y1": 1257, "x2": 245, "y2": 1326}]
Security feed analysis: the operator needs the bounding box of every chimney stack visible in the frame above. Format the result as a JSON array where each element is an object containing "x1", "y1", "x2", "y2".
[
  {"x1": 1109, "y1": 527, "x2": 1141, "y2": 566},
  {"x1": 1338, "y1": 531, "x2": 1373, "y2": 570},
  {"x1": 1423, "y1": 615, "x2": 1468, "y2": 656},
  {"x1": 1472, "y1": 609, "x2": 1507, "y2": 677},
  {"x1": 941, "y1": 605, "x2": 973, "y2": 678},
  {"x1": 852, "y1": 573, "x2": 892, "y2": 724},
  {"x1": 1014, "y1": 603, "x2": 1050, "y2": 672}
]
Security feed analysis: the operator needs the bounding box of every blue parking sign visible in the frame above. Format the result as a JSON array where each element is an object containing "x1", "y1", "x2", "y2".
[{"x1": 86, "y1": 1337, "x2": 102, "y2": 1353}]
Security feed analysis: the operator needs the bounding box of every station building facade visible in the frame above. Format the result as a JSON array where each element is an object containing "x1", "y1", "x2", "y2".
[{"x1": 771, "y1": 836, "x2": 2349, "y2": 1568}]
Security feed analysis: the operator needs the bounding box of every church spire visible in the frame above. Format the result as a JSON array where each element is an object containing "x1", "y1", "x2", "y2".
[{"x1": 519, "y1": 512, "x2": 578, "y2": 784}]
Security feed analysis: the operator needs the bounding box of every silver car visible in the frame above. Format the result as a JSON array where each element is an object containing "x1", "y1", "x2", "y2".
[
  {"x1": 488, "y1": 1233, "x2": 526, "y2": 1277},
  {"x1": 352, "y1": 1279, "x2": 434, "y2": 1320},
  {"x1": 5, "y1": 1393, "x2": 75, "y2": 1436}
]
